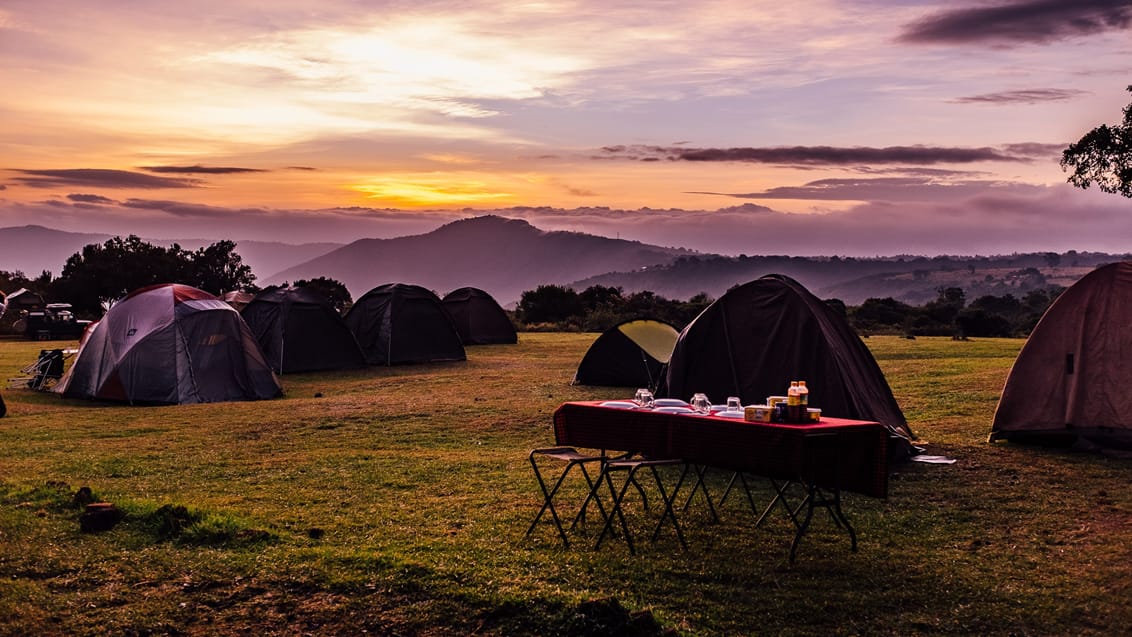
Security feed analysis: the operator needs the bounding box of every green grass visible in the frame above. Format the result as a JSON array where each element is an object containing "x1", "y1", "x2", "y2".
[{"x1": 1, "y1": 334, "x2": 1131, "y2": 636}]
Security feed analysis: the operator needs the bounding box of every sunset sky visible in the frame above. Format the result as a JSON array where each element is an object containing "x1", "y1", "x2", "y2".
[{"x1": 2, "y1": 0, "x2": 1131, "y2": 256}]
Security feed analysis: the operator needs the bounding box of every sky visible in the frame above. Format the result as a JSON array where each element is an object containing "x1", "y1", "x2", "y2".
[{"x1": 1, "y1": 0, "x2": 1131, "y2": 257}]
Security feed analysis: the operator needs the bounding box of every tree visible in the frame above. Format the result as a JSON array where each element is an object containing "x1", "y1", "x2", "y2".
[
  {"x1": 292, "y1": 277, "x2": 352, "y2": 313},
  {"x1": 52, "y1": 236, "x2": 256, "y2": 316},
  {"x1": 53, "y1": 236, "x2": 188, "y2": 315},
  {"x1": 188, "y1": 240, "x2": 255, "y2": 295},
  {"x1": 516, "y1": 285, "x2": 582, "y2": 324},
  {"x1": 1061, "y1": 85, "x2": 1132, "y2": 198}
]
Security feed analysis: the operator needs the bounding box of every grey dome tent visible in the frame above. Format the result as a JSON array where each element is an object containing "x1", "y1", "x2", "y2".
[
  {"x1": 55, "y1": 283, "x2": 281, "y2": 405},
  {"x1": 240, "y1": 286, "x2": 365, "y2": 374},
  {"x1": 660, "y1": 274, "x2": 914, "y2": 458},
  {"x1": 573, "y1": 319, "x2": 679, "y2": 389},
  {"x1": 442, "y1": 287, "x2": 517, "y2": 345},
  {"x1": 991, "y1": 261, "x2": 1132, "y2": 449},
  {"x1": 344, "y1": 283, "x2": 466, "y2": 365}
]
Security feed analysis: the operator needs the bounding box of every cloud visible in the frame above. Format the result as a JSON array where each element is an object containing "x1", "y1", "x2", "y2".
[
  {"x1": 66, "y1": 193, "x2": 116, "y2": 204},
  {"x1": 9, "y1": 169, "x2": 198, "y2": 189},
  {"x1": 690, "y1": 177, "x2": 1045, "y2": 203},
  {"x1": 120, "y1": 199, "x2": 270, "y2": 219},
  {"x1": 600, "y1": 145, "x2": 1028, "y2": 166},
  {"x1": 140, "y1": 165, "x2": 267, "y2": 174},
  {"x1": 899, "y1": 0, "x2": 1132, "y2": 45},
  {"x1": 951, "y1": 88, "x2": 1091, "y2": 104}
]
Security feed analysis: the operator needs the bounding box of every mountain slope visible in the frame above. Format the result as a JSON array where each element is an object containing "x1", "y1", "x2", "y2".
[
  {"x1": 266, "y1": 215, "x2": 693, "y2": 305},
  {"x1": 0, "y1": 225, "x2": 110, "y2": 277}
]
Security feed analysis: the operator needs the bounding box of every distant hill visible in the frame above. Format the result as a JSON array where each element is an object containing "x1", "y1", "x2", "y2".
[
  {"x1": 266, "y1": 215, "x2": 695, "y2": 306},
  {"x1": 569, "y1": 252, "x2": 1131, "y2": 306},
  {"x1": 0, "y1": 225, "x2": 341, "y2": 289},
  {"x1": 0, "y1": 225, "x2": 110, "y2": 277}
]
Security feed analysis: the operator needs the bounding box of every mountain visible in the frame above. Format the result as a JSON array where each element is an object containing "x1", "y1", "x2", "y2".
[
  {"x1": 0, "y1": 225, "x2": 110, "y2": 277},
  {"x1": 0, "y1": 225, "x2": 341, "y2": 289},
  {"x1": 266, "y1": 215, "x2": 694, "y2": 306}
]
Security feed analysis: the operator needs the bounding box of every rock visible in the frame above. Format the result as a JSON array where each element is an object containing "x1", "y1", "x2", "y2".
[{"x1": 80, "y1": 502, "x2": 124, "y2": 533}]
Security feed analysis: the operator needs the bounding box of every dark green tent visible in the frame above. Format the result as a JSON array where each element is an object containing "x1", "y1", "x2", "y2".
[
  {"x1": 660, "y1": 274, "x2": 914, "y2": 458},
  {"x1": 573, "y1": 319, "x2": 679, "y2": 389},
  {"x1": 344, "y1": 283, "x2": 466, "y2": 366},
  {"x1": 241, "y1": 286, "x2": 365, "y2": 374},
  {"x1": 442, "y1": 287, "x2": 517, "y2": 345}
]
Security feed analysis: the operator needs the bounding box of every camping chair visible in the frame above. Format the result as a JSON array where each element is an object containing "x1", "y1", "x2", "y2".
[
  {"x1": 7, "y1": 349, "x2": 68, "y2": 391},
  {"x1": 593, "y1": 455, "x2": 688, "y2": 554},
  {"x1": 525, "y1": 447, "x2": 610, "y2": 548},
  {"x1": 789, "y1": 432, "x2": 858, "y2": 563}
]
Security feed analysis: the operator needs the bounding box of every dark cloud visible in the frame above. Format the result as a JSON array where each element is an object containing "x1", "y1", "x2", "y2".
[
  {"x1": 952, "y1": 88, "x2": 1090, "y2": 104},
  {"x1": 140, "y1": 165, "x2": 266, "y2": 174},
  {"x1": 899, "y1": 0, "x2": 1132, "y2": 45},
  {"x1": 601, "y1": 144, "x2": 1027, "y2": 165},
  {"x1": 287, "y1": 166, "x2": 318, "y2": 171},
  {"x1": 1001, "y1": 142, "x2": 1067, "y2": 159},
  {"x1": 10, "y1": 169, "x2": 197, "y2": 189},
  {"x1": 121, "y1": 199, "x2": 269, "y2": 218},
  {"x1": 690, "y1": 177, "x2": 1044, "y2": 203},
  {"x1": 66, "y1": 193, "x2": 116, "y2": 204}
]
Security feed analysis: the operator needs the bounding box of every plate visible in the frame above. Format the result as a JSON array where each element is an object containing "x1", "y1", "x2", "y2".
[
  {"x1": 652, "y1": 398, "x2": 688, "y2": 407},
  {"x1": 713, "y1": 410, "x2": 745, "y2": 418},
  {"x1": 655, "y1": 406, "x2": 695, "y2": 414},
  {"x1": 599, "y1": 401, "x2": 638, "y2": 409}
]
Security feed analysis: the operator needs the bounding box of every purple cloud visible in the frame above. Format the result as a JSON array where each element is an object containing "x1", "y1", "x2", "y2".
[
  {"x1": 600, "y1": 145, "x2": 1027, "y2": 165},
  {"x1": 66, "y1": 193, "x2": 116, "y2": 204},
  {"x1": 952, "y1": 88, "x2": 1091, "y2": 104},
  {"x1": 10, "y1": 169, "x2": 197, "y2": 189},
  {"x1": 900, "y1": 0, "x2": 1132, "y2": 45},
  {"x1": 690, "y1": 177, "x2": 1045, "y2": 203},
  {"x1": 121, "y1": 199, "x2": 270, "y2": 218},
  {"x1": 140, "y1": 165, "x2": 266, "y2": 174}
]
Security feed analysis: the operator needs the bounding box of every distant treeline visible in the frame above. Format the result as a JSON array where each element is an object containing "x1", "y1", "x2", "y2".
[{"x1": 513, "y1": 283, "x2": 1066, "y2": 338}]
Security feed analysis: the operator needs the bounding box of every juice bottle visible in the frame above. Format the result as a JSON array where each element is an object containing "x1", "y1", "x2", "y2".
[{"x1": 787, "y1": 381, "x2": 801, "y2": 422}]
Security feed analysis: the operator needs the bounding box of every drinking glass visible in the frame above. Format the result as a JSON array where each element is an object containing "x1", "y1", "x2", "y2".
[
  {"x1": 634, "y1": 388, "x2": 654, "y2": 408},
  {"x1": 726, "y1": 396, "x2": 742, "y2": 412},
  {"x1": 690, "y1": 392, "x2": 711, "y2": 413}
]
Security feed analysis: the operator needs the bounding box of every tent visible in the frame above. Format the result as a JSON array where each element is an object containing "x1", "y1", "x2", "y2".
[
  {"x1": 573, "y1": 318, "x2": 679, "y2": 388},
  {"x1": 344, "y1": 283, "x2": 466, "y2": 365},
  {"x1": 990, "y1": 261, "x2": 1132, "y2": 449},
  {"x1": 240, "y1": 286, "x2": 365, "y2": 374},
  {"x1": 660, "y1": 274, "x2": 914, "y2": 457},
  {"x1": 55, "y1": 283, "x2": 281, "y2": 404},
  {"x1": 221, "y1": 290, "x2": 255, "y2": 312},
  {"x1": 442, "y1": 287, "x2": 517, "y2": 345}
]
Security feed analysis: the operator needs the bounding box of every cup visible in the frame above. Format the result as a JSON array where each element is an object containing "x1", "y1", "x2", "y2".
[
  {"x1": 690, "y1": 392, "x2": 711, "y2": 413},
  {"x1": 726, "y1": 396, "x2": 742, "y2": 412},
  {"x1": 634, "y1": 388, "x2": 654, "y2": 408}
]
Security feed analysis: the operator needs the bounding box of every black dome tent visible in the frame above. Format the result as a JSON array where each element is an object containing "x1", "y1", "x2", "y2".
[
  {"x1": 344, "y1": 283, "x2": 466, "y2": 365},
  {"x1": 240, "y1": 286, "x2": 365, "y2": 374},
  {"x1": 442, "y1": 287, "x2": 517, "y2": 345},
  {"x1": 660, "y1": 274, "x2": 914, "y2": 458},
  {"x1": 573, "y1": 318, "x2": 679, "y2": 389},
  {"x1": 991, "y1": 261, "x2": 1132, "y2": 449}
]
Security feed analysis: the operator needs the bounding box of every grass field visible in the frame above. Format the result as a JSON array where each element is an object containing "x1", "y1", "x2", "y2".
[{"x1": 1, "y1": 334, "x2": 1130, "y2": 636}]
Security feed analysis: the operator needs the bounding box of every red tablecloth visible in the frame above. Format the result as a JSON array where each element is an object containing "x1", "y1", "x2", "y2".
[{"x1": 553, "y1": 401, "x2": 888, "y2": 498}]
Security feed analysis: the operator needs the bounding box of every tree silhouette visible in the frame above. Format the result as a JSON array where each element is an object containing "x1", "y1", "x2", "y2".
[{"x1": 1061, "y1": 85, "x2": 1132, "y2": 198}]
